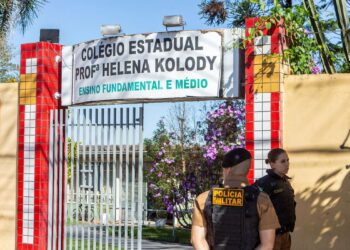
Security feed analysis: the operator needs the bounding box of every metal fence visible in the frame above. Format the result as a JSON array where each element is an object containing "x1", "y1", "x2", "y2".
[{"x1": 49, "y1": 106, "x2": 144, "y2": 250}]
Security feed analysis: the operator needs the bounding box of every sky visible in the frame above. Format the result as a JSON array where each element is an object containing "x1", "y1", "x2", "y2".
[{"x1": 11, "y1": 0, "x2": 227, "y2": 139}]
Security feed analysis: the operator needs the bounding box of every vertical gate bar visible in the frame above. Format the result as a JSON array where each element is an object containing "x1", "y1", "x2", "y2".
[
  {"x1": 93, "y1": 109, "x2": 99, "y2": 250},
  {"x1": 124, "y1": 108, "x2": 130, "y2": 250},
  {"x1": 75, "y1": 109, "x2": 81, "y2": 250},
  {"x1": 58, "y1": 109, "x2": 64, "y2": 250},
  {"x1": 106, "y1": 108, "x2": 111, "y2": 249},
  {"x1": 131, "y1": 108, "x2": 136, "y2": 250},
  {"x1": 99, "y1": 108, "x2": 105, "y2": 249},
  {"x1": 52, "y1": 109, "x2": 59, "y2": 250},
  {"x1": 69, "y1": 109, "x2": 75, "y2": 250},
  {"x1": 112, "y1": 108, "x2": 117, "y2": 249},
  {"x1": 118, "y1": 108, "x2": 124, "y2": 250},
  {"x1": 87, "y1": 109, "x2": 93, "y2": 249},
  {"x1": 48, "y1": 110, "x2": 54, "y2": 250},
  {"x1": 81, "y1": 109, "x2": 87, "y2": 250},
  {"x1": 137, "y1": 107, "x2": 144, "y2": 250},
  {"x1": 64, "y1": 109, "x2": 69, "y2": 250}
]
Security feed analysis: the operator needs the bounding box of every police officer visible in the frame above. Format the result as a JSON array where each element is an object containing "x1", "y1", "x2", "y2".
[
  {"x1": 191, "y1": 148, "x2": 280, "y2": 250},
  {"x1": 254, "y1": 148, "x2": 296, "y2": 250}
]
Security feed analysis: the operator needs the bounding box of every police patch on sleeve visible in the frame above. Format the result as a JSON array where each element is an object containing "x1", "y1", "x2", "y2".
[{"x1": 212, "y1": 188, "x2": 244, "y2": 206}]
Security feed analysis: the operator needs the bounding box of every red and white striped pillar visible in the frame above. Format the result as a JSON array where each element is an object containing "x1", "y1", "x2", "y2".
[
  {"x1": 17, "y1": 42, "x2": 63, "y2": 250},
  {"x1": 245, "y1": 18, "x2": 288, "y2": 183}
]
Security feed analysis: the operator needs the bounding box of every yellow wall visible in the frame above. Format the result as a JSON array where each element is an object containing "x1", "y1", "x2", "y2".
[
  {"x1": 2, "y1": 75, "x2": 350, "y2": 249},
  {"x1": 284, "y1": 74, "x2": 350, "y2": 250},
  {"x1": 0, "y1": 83, "x2": 18, "y2": 249}
]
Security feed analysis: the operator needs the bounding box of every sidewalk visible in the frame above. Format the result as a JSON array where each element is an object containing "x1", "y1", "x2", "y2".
[
  {"x1": 141, "y1": 239, "x2": 192, "y2": 249},
  {"x1": 66, "y1": 225, "x2": 193, "y2": 249}
]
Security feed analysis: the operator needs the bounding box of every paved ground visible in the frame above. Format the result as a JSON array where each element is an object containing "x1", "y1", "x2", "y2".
[
  {"x1": 70, "y1": 239, "x2": 193, "y2": 249},
  {"x1": 141, "y1": 239, "x2": 192, "y2": 249},
  {"x1": 66, "y1": 226, "x2": 193, "y2": 249}
]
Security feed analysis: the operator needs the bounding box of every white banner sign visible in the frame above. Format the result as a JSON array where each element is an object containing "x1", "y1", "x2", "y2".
[
  {"x1": 62, "y1": 29, "x2": 243, "y2": 105},
  {"x1": 75, "y1": 31, "x2": 222, "y2": 104}
]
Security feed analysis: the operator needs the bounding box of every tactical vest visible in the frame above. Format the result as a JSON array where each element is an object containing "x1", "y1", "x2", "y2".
[
  {"x1": 203, "y1": 186, "x2": 260, "y2": 250},
  {"x1": 255, "y1": 170, "x2": 296, "y2": 233}
]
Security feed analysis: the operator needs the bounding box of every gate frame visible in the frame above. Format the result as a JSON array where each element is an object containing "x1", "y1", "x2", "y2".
[
  {"x1": 16, "y1": 19, "x2": 287, "y2": 249},
  {"x1": 48, "y1": 106, "x2": 144, "y2": 250}
]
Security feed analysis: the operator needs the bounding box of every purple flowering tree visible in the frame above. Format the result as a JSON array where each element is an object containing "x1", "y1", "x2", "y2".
[
  {"x1": 145, "y1": 100, "x2": 245, "y2": 228},
  {"x1": 190, "y1": 100, "x2": 245, "y2": 194},
  {"x1": 147, "y1": 137, "x2": 179, "y2": 212},
  {"x1": 145, "y1": 118, "x2": 190, "y2": 221},
  {"x1": 204, "y1": 101, "x2": 245, "y2": 162}
]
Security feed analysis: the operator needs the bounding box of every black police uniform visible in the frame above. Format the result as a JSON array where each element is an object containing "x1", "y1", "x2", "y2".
[
  {"x1": 203, "y1": 185, "x2": 260, "y2": 250},
  {"x1": 255, "y1": 169, "x2": 296, "y2": 235}
]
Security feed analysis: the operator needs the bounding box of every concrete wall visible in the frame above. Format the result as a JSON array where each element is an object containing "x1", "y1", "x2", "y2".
[
  {"x1": 284, "y1": 74, "x2": 350, "y2": 250},
  {"x1": 3, "y1": 74, "x2": 350, "y2": 249},
  {"x1": 0, "y1": 83, "x2": 18, "y2": 249}
]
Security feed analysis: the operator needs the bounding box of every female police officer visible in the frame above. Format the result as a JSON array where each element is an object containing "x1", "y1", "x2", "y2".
[{"x1": 255, "y1": 148, "x2": 296, "y2": 250}]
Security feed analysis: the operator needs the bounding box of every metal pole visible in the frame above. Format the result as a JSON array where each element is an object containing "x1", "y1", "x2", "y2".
[
  {"x1": 58, "y1": 109, "x2": 64, "y2": 250},
  {"x1": 125, "y1": 108, "x2": 130, "y2": 250},
  {"x1": 131, "y1": 108, "x2": 136, "y2": 249},
  {"x1": 137, "y1": 107, "x2": 144, "y2": 250},
  {"x1": 69, "y1": 109, "x2": 75, "y2": 250},
  {"x1": 75, "y1": 109, "x2": 81, "y2": 250},
  {"x1": 99, "y1": 108, "x2": 105, "y2": 249},
  {"x1": 87, "y1": 109, "x2": 93, "y2": 249},
  {"x1": 48, "y1": 110, "x2": 54, "y2": 250},
  {"x1": 53, "y1": 109, "x2": 59, "y2": 250},
  {"x1": 111, "y1": 108, "x2": 117, "y2": 249},
  {"x1": 93, "y1": 109, "x2": 99, "y2": 250},
  {"x1": 106, "y1": 108, "x2": 111, "y2": 249},
  {"x1": 81, "y1": 109, "x2": 87, "y2": 250},
  {"x1": 63, "y1": 109, "x2": 69, "y2": 250},
  {"x1": 118, "y1": 108, "x2": 124, "y2": 250}
]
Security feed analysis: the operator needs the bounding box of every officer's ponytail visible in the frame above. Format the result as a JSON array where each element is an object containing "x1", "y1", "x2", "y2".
[{"x1": 265, "y1": 148, "x2": 287, "y2": 164}]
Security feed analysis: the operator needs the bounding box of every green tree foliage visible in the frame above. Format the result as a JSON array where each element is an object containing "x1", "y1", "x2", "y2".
[
  {"x1": 244, "y1": 2, "x2": 324, "y2": 74},
  {"x1": 144, "y1": 118, "x2": 169, "y2": 164},
  {"x1": 0, "y1": 0, "x2": 47, "y2": 39},
  {"x1": 0, "y1": 0, "x2": 47, "y2": 82},
  {"x1": 0, "y1": 42, "x2": 18, "y2": 82},
  {"x1": 199, "y1": 0, "x2": 291, "y2": 27},
  {"x1": 199, "y1": 0, "x2": 350, "y2": 73},
  {"x1": 67, "y1": 137, "x2": 79, "y2": 184},
  {"x1": 145, "y1": 101, "x2": 245, "y2": 228},
  {"x1": 145, "y1": 114, "x2": 204, "y2": 227},
  {"x1": 303, "y1": 0, "x2": 335, "y2": 73},
  {"x1": 317, "y1": 0, "x2": 350, "y2": 72}
]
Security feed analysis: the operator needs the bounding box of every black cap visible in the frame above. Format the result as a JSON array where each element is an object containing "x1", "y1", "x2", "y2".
[{"x1": 222, "y1": 148, "x2": 251, "y2": 168}]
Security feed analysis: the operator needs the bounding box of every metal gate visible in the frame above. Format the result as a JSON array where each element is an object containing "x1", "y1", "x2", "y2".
[{"x1": 48, "y1": 106, "x2": 144, "y2": 250}]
